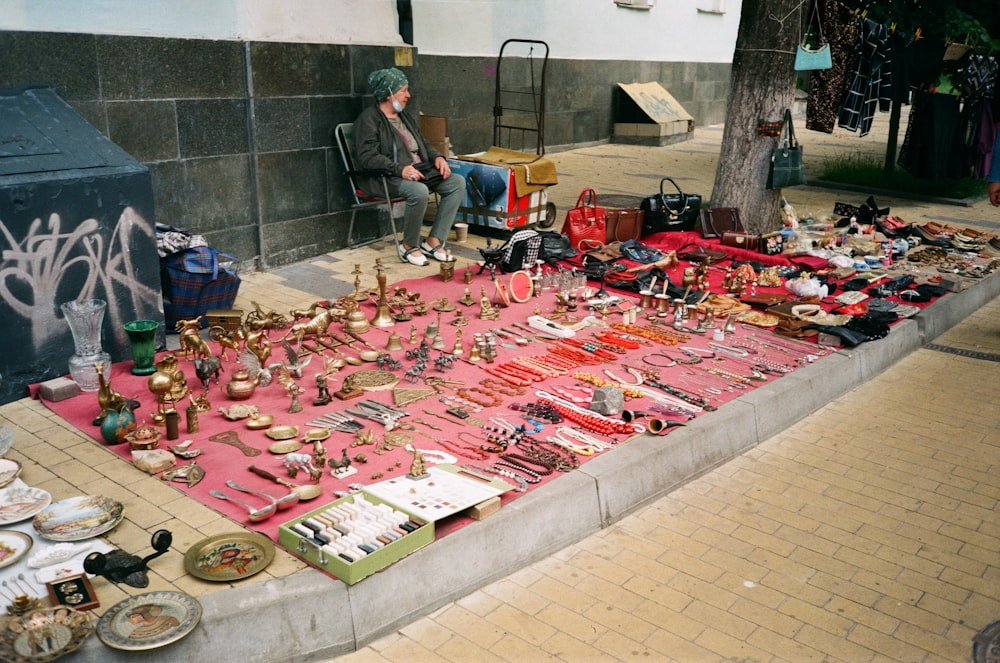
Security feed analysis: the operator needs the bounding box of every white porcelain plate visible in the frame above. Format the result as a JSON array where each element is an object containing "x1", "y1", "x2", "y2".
[
  {"x1": 32, "y1": 495, "x2": 124, "y2": 542},
  {"x1": 0, "y1": 479, "x2": 52, "y2": 525}
]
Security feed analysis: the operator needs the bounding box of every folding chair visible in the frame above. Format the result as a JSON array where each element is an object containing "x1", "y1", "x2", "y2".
[{"x1": 335, "y1": 123, "x2": 404, "y2": 253}]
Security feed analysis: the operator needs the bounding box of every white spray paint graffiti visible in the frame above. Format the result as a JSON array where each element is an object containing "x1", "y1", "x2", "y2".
[{"x1": 0, "y1": 206, "x2": 161, "y2": 353}]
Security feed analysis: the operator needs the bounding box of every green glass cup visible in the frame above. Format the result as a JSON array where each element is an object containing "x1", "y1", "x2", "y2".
[{"x1": 124, "y1": 320, "x2": 160, "y2": 375}]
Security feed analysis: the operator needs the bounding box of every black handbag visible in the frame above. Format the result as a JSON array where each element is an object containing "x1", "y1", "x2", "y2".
[
  {"x1": 767, "y1": 109, "x2": 806, "y2": 190},
  {"x1": 640, "y1": 177, "x2": 702, "y2": 235}
]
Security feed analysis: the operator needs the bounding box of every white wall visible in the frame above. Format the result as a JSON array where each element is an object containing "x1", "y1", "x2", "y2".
[
  {"x1": 0, "y1": 0, "x2": 404, "y2": 44},
  {"x1": 413, "y1": 0, "x2": 741, "y2": 63},
  {"x1": 0, "y1": 0, "x2": 739, "y2": 61}
]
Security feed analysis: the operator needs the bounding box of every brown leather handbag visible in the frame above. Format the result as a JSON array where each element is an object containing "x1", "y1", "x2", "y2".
[
  {"x1": 700, "y1": 207, "x2": 744, "y2": 239},
  {"x1": 721, "y1": 231, "x2": 760, "y2": 252},
  {"x1": 605, "y1": 209, "x2": 644, "y2": 243}
]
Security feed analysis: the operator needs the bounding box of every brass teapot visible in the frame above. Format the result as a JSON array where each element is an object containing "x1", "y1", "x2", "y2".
[{"x1": 224, "y1": 368, "x2": 258, "y2": 400}]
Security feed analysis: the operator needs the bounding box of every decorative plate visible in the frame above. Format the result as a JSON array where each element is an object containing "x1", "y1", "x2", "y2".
[
  {"x1": 0, "y1": 530, "x2": 33, "y2": 569},
  {"x1": 0, "y1": 458, "x2": 22, "y2": 488},
  {"x1": 265, "y1": 425, "x2": 299, "y2": 441},
  {"x1": 32, "y1": 495, "x2": 124, "y2": 542},
  {"x1": 267, "y1": 439, "x2": 303, "y2": 454},
  {"x1": 183, "y1": 531, "x2": 275, "y2": 582},
  {"x1": 96, "y1": 591, "x2": 201, "y2": 651},
  {"x1": 0, "y1": 606, "x2": 95, "y2": 662},
  {"x1": 303, "y1": 427, "x2": 331, "y2": 442},
  {"x1": 0, "y1": 480, "x2": 52, "y2": 525},
  {"x1": 509, "y1": 270, "x2": 534, "y2": 303}
]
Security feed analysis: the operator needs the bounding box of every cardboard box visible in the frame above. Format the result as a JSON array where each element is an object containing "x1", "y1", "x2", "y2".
[
  {"x1": 278, "y1": 491, "x2": 433, "y2": 585},
  {"x1": 447, "y1": 158, "x2": 549, "y2": 230},
  {"x1": 420, "y1": 114, "x2": 450, "y2": 157}
]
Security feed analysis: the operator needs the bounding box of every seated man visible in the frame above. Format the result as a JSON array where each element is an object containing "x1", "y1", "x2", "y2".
[{"x1": 353, "y1": 67, "x2": 464, "y2": 265}]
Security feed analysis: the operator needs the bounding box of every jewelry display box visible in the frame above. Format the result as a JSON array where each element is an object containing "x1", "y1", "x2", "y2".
[{"x1": 278, "y1": 465, "x2": 512, "y2": 584}]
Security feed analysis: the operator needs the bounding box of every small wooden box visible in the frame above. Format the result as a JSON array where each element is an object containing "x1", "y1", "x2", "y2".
[
  {"x1": 46, "y1": 574, "x2": 99, "y2": 611},
  {"x1": 205, "y1": 308, "x2": 243, "y2": 333}
]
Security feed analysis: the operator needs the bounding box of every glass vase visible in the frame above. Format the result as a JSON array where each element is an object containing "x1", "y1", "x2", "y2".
[{"x1": 61, "y1": 299, "x2": 112, "y2": 392}]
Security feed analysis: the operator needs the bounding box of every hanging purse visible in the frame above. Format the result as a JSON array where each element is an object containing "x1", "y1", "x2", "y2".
[
  {"x1": 561, "y1": 188, "x2": 607, "y2": 251},
  {"x1": 767, "y1": 109, "x2": 807, "y2": 190},
  {"x1": 794, "y1": 0, "x2": 832, "y2": 71}
]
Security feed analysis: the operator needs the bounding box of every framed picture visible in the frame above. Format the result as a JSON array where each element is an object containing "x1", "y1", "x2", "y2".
[{"x1": 46, "y1": 573, "x2": 99, "y2": 611}]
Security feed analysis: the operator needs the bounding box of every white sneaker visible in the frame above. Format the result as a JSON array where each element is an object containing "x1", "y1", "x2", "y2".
[
  {"x1": 420, "y1": 241, "x2": 453, "y2": 262},
  {"x1": 399, "y1": 245, "x2": 429, "y2": 266}
]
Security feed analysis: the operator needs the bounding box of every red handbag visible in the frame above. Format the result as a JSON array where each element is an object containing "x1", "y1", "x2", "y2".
[{"x1": 562, "y1": 188, "x2": 607, "y2": 250}]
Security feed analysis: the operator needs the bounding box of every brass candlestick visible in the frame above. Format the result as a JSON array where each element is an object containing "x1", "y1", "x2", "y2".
[
  {"x1": 370, "y1": 258, "x2": 395, "y2": 328},
  {"x1": 352, "y1": 263, "x2": 369, "y2": 302}
]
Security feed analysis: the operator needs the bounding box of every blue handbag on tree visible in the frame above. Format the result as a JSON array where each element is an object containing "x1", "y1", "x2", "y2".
[{"x1": 794, "y1": 0, "x2": 832, "y2": 71}]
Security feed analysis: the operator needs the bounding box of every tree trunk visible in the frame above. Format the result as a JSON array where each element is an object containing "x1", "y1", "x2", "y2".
[{"x1": 711, "y1": 0, "x2": 802, "y2": 234}]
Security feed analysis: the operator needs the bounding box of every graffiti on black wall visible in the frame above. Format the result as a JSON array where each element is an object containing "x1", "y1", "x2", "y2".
[{"x1": 0, "y1": 207, "x2": 161, "y2": 353}]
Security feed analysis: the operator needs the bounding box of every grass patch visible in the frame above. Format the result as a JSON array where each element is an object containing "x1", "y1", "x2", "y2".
[{"x1": 818, "y1": 153, "x2": 987, "y2": 200}]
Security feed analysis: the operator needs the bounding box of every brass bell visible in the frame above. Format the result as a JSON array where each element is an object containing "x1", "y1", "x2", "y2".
[
  {"x1": 452, "y1": 329, "x2": 464, "y2": 356},
  {"x1": 431, "y1": 334, "x2": 446, "y2": 351},
  {"x1": 385, "y1": 331, "x2": 404, "y2": 352},
  {"x1": 344, "y1": 308, "x2": 370, "y2": 334},
  {"x1": 468, "y1": 344, "x2": 482, "y2": 362},
  {"x1": 408, "y1": 324, "x2": 418, "y2": 344}
]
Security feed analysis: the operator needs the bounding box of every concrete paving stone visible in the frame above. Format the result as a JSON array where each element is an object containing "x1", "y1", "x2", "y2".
[
  {"x1": 745, "y1": 626, "x2": 826, "y2": 662},
  {"x1": 693, "y1": 626, "x2": 773, "y2": 662},
  {"x1": 539, "y1": 631, "x2": 620, "y2": 661},
  {"x1": 589, "y1": 628, "x2": 659, "y2": 661}
]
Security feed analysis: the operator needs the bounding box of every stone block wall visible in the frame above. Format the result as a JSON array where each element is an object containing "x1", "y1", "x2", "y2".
[{"x1": 0, "y1": 31, "x2": 730, "y2": 269}]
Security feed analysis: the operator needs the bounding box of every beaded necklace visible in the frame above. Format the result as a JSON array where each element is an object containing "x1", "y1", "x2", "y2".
[{"x1": 463, "y1": 464, "x2": 529, "y2": 491}]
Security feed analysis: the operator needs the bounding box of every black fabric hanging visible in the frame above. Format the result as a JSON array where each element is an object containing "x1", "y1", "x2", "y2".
[
  {"x1": 805, "y1": 0, "x2": 859, "y2": 133},
  {"x1": 838, "y1": 17, "x2": 892, "y2": 136}
]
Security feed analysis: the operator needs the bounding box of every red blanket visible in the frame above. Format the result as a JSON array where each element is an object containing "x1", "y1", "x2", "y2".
[{"x1": 35, "y1": 271, "x2": 827, "y2": 562}]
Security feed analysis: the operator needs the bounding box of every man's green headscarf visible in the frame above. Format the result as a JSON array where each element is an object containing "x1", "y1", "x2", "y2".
[{"x1": 368, "y1": 68, "x2": 408, "y2": 101}]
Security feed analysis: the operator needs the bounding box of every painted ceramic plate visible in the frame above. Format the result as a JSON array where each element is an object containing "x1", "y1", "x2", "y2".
[
  {"x1": 0, "y1": 480, "x2": 52, "y2": 525},
  {"x1": 96, "y1": 591, "x2": 201, "y2": 651},
  {"x1": 0, "y1": 458, "x2": 22, "y2": 488},
  {"x1": 183, "y1": 531, "x2": 275, "y2": 582},
  {"x1": 0, "y1": 530, "x2": 33, "y2": 569},
  {"x1": 32, "y1": 495, "x2": 124, "y2": 542},
  {"x1": 0, "y1": 606, "x2": 94, "y2": 662}
]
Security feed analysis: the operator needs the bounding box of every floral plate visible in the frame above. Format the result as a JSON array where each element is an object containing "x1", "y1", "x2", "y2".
[
  {"x1": 183, "y1": 531, "x2": 275, "y2": 582},
  {"x1": 0, "y1": 530, "x2": 33, "y2": 570},
  {"x1": 32, "y1": 495, "x2": 124, "y2": 542},
  {"x1": 0, "y1": 480, "x2": 52, "y2": 526},
  {"x1": 96, "y1": 591, "x2": 201, "y2": 651}
]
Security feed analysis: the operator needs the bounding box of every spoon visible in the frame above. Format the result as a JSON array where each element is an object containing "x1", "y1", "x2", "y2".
[
  {"x1": 226, "y1": 480, "x2": 299, "y2": 510},
  {"x1": 248, "y1": 465, "x2": 323, "y2": 501},
  {"x1": 210, "y1": 489, "x2": 276, "y2": 522}
]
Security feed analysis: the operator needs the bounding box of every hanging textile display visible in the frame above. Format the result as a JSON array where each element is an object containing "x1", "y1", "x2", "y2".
[
  {"x1": 837, "y1": 17, "x2": 892, "y2": 137},
  {"x1": 805, "y1": 1, "x2": 859, "y2": 133},
  {"x1": 898, "y1": 51, "x2": 998, "y2": 181}
]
